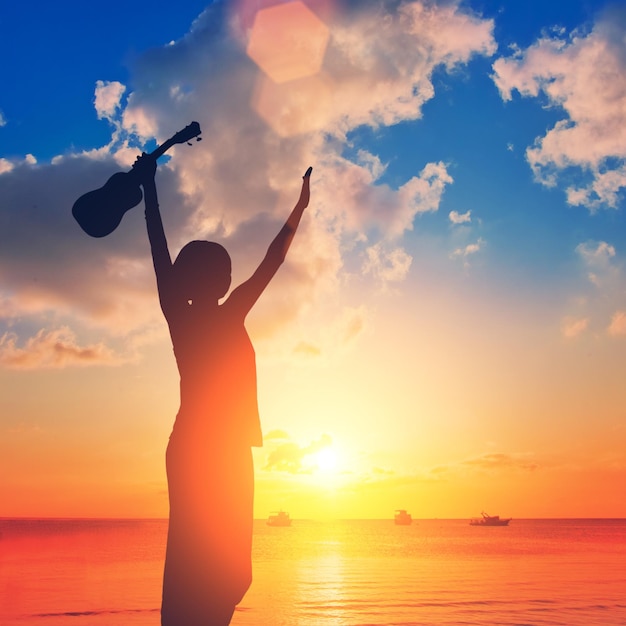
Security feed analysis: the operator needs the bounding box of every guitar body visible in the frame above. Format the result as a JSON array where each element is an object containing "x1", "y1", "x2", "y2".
[
  {"x1": 72, "y1": 172, "x2": 143, "y2": 238},
  {"x1": 72, "y1": 121, "x2": 201, "y2": 238}
]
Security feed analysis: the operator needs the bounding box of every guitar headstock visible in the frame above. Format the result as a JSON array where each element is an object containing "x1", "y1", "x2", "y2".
[
  {"x1": 148, "y1": 122, "x2": 203, "y2": 160},
  {"x1": 171, "y1": 121, "x2": 202, "y2": 145}
]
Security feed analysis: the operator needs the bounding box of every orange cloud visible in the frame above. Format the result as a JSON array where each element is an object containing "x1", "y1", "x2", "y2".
[
  {"x1": 263, "y1": 429, "x2": 290, "y2": 440},
  {"x1": 263, "y1": 433, "x2": 332, "y2": 473},
  {"x1": 608, "y1": 310, "x2": 626, "y2": 336},
  {"x1": 462, "y1": 452, "x2": 539, "y2": 472},
  {"x1": 561, "y1": 316, "x2": 589, "y2": 339},
  {"x1": 293, "y1": 341, "x2": 322, "y2": 357},
  {"x1": 0, "y1": 327, "x2": 123, "y2": 369}
]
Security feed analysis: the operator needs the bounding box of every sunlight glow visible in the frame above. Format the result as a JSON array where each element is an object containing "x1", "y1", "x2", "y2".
[{"x1": 313, "y1": 446, "x2": 338, "y2": 473}]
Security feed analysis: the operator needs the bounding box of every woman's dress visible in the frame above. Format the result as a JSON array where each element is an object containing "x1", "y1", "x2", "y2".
[{"x1": 161, "y1": 301, "x2": 262, "y2": 625}]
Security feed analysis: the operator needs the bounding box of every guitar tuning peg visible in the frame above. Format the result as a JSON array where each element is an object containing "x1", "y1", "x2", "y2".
[
  {"x1": 187, "y1": 142, "x2": 192, "y2": 146},
  {"x1": 196, "y1": 137, "x2": 202, "y2": 141}
]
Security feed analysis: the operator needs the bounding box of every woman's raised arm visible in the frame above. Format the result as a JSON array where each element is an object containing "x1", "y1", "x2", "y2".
[
  {"x1": 134, "y1": 153, "x2": 176, "y2": 316},
  {"x1": 228, "y1": 166, "x2": 312, "y2": 317}
]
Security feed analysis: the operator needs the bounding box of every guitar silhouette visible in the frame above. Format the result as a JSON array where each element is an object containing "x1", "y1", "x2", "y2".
[{"x1": 72, "y1": 121, "x2": 202, "y2": 238}]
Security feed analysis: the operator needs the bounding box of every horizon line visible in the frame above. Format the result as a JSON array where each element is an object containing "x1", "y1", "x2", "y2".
[{"x1": 2, "y1": 516, "x2": 626, "y2": 522}]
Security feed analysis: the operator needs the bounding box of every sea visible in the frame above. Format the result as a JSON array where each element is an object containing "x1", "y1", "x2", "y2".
[{"x1": 1, "y1": 518, "x2": 625, "y2": 625}]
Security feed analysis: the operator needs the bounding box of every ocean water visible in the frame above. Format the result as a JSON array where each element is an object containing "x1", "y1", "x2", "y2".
[{"x1": 1, "y1": 518, "x2": 625, "y2": 625}]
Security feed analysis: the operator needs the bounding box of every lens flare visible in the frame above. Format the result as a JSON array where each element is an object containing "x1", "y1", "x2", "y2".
[{"x1": 246, "y1": 1, "x2": 330, "y2": 84}]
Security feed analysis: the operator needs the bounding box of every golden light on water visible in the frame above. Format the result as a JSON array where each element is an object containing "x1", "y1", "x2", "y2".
[{"x1": 246, "y1": 1, "x2": 330, "y2": 84}]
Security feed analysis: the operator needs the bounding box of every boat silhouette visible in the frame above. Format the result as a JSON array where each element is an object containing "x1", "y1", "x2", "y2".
[
  {"x1": 469, "y1": 512, "x2": 511, "y2": 526},
  {"x1": 394, "y1": 509, "x2": 412, "y2": 525},
  {"x1": 267, "y1": 511, "x2": 292, "y2": 527}
]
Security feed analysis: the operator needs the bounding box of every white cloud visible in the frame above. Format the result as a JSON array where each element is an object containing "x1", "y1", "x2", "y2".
[
  {"x1": 94, "y1": 80, "x2": 126, "y2": 121},
  {"x1": 576, "y1": 240, "x2": 616, "y2": 264},
  {"x1": 492, "y1": 9, "x2": 626, "y2": 209},
  {"x1": 356, "y1": 150, "x2": 387, "y2": 180},
  {"x1": 0, "y1": 0, "x2": 496, "y2": 366},
  {"x1": 452, "y1": 238, "x2": 484, "y2": 258},
  {"x1": 576, "y1": 240, "x2": 617, "y2": 287},
  {"x1": 121, "y1": 98, "x2": 158, "y2": 139},
  {"x1": 316, "y1": 156, "x2": 453, "y2": 240},
  {"x1": 363, "y1": 243, "x2": 412, "y2": 283},
  {"x1": 580, "y1": 241, "x2": 618, "y2": 282},
  {"x1": 306, "y1": 1, "x2": 496, "y2": 136},
  {"x1": 566, "y1": 165, "x2": 626, "y2": 210},
  {"x1": 449, "y1": 209, "x2": 471, "y2": 224},
  {"x1": 0, "y1": 111, "x2": 6, "y2": 127},
  {"x1": 565, "y1": 240, "x2": 626, "y2": 338},
  {"x1": 450, "y1": 237, "x2": 485, "y2": 271}
]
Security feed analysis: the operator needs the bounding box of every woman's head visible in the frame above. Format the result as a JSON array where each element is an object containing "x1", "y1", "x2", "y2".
[{"x1": 173, "y1": 240, "x2": 232, "y2": 303}]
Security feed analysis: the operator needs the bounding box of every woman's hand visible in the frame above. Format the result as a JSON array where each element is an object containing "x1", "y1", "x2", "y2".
[
  {"x1": 298, "y1": 166, "x2": 312, "y2": 209},
  {"x1": 133, "y1": 152, "x2": 157, "y2": 185}
]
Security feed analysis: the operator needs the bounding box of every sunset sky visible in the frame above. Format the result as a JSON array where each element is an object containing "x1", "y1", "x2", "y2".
[{"x1": 1, "y1": 0, "x2": 625, "y2": 520}]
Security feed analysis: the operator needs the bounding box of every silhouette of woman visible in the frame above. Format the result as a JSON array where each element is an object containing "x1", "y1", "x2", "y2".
[{"x1": 134, "y1": 153, "x2": 312, "y2": 625}]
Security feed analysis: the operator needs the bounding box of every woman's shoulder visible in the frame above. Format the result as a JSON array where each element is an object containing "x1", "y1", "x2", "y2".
[{"x1": 167, "y1": 300, "x2": 243, "y2": 332}]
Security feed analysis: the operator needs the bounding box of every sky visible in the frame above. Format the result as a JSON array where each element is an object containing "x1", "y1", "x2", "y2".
[{"x1": 1, "y1": 0, "x2": 625, "y2": 520}]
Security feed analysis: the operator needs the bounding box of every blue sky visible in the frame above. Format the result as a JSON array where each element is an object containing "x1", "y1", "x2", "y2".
[
  {"x1": 1, "y1": 0, "x2": 626, "y2": 518},
  {"x1": 0, "y1": 1, "x2": 210, "y2": 159}
]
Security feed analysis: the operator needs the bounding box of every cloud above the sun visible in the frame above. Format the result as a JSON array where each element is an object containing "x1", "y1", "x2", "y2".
[{"x1": 263, "y1": 431, "x2": 332, "y2": 474}]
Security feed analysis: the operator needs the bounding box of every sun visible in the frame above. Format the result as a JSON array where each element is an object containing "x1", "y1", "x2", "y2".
[{"x1": 314, "y1": 447, "x2": 338, "y2": 473}]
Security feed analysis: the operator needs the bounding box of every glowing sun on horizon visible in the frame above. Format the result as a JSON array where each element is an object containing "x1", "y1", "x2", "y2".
[{"x1": 313, "y1": 447, "x2": 338, "y2": 474}]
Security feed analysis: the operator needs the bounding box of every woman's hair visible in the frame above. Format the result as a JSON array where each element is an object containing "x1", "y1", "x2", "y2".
[{"x1": 173, "y1": 240, "x2": 232, "y2": 301}]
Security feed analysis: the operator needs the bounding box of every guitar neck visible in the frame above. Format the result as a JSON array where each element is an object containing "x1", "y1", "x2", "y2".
[
  {"x1": 148, "y1": 121, "x2": 201, "y2": 161},
  {"x1": 150, "y1": 138, "x2": 177, "y2": 161}
]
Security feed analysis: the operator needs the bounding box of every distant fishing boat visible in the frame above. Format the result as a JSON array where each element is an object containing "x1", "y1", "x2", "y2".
[
  {"x1": 267, "y1": 511, "x2": 292, "y2": 527},
  {"x1": 469, "y1": 512, "x2": 511, "y2": 526},
  {"x1": 394, "y1": 509, "x2": 412, "y2": 525}
]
